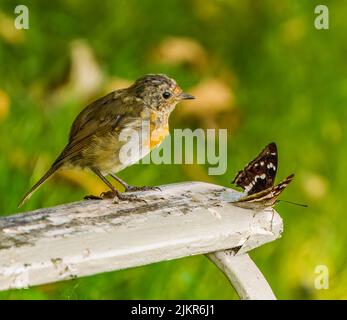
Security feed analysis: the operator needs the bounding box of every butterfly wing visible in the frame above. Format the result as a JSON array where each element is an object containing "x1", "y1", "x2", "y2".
[
  {"x1": 232, "y1": 142, "x2": 278, "y2": 195},
  {"x1": 232, "y1": 174, "x2": 294, "y2": 209}
]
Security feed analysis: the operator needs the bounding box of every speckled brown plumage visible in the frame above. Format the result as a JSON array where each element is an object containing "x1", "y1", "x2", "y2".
[{"x1": 19, "y1": 74, "x2": 194, "y2": 207}]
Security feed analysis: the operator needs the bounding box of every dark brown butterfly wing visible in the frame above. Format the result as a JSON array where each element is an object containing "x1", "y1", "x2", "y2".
[
  {"x1": 233, "y1": 174, "x2": 294, "y2": 209},
  {"x1": 232, "y1": 142, "x2": 278, "y2": 195}
]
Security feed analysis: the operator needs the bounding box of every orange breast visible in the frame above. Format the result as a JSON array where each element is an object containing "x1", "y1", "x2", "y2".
[
  {"x1": 149, "y1": 126, "x2": 169, "y2": 149},
  {"x1": 146, "y1": 111, "x2": 169, "y2": 150}
]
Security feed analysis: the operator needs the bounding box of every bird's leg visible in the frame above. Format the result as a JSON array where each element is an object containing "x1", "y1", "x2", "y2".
[
  {"x1": 110, "y1": 174, "x2": 161, "y2": 192},
  {"x1": 84, "y1": 168, "x2": 144, "y2": 203}
]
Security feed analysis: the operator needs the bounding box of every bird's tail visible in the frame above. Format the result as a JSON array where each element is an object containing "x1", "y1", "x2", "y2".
[{"x1": 18, "y1": 164, "x2": 62, "y2": 208}]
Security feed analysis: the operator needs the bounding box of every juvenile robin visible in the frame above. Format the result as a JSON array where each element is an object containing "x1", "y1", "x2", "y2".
[{"x1": 18, "y1": 74, "x2": 194, "y2": 207}]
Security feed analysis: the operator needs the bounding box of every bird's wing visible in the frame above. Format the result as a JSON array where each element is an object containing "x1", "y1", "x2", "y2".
[
  {"x1": 53, "y1": 91, "x2": 144, "y2": 166},
  {"x1": 68, "y1": 90, "x2": 121, "y2": 141}
]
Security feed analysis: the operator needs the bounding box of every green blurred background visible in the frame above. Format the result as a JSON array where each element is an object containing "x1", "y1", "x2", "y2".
[{"x1": 0, "y1": 0, "x2": 345, "y2": 299}]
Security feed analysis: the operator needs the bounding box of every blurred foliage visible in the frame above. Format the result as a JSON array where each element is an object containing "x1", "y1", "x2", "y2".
[{"x1": 0, "y1": 0, "x2": 346, "y2": 299}]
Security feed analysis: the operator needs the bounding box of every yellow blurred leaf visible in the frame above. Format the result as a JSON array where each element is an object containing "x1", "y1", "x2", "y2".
[
  {"x1": 9, "y1": 149, "x2": 53, "y2": 183},
  {"x1": 301, "y1": 173, "x2": 328, "y2": 200},
  {"x1": 30, "y1": 154, "x2": 53, "y2": 183},
  {"x1": 192, "y1": 0, "x2": 223, "y2": 20},
  {"x1": 48, "y1": 39, "x2": 103, "y2": 106},
  {"x1": 177, "y1": 78, "x2": 239, "y2": 130},
  {"x1": 103, "y1": 77, "x2": 132, "y2": 94},
  {"x1": 179, "y1": 78, "x2": 235, "y2": 120},
  {"x1": 57, "y1": 169, "x2": 121, "y2": 195},
  {"x1": 69, "y1": 40, "x2": 103, "y2": 96},
  {"x1": 152, "y1": 37, "x2": 208, "y2": 68},
  {"x1": 181, "y1": 163, "x2": 216, "y2": 184},
  {"x1": 0, "y1": 89, "x2": 10, "y2": 121},
  {"x1": 9, "y1": 147, "x2": 119, "y2": 195},
  {"x1": 321, "y1": 119, "x2": 342, "y2": 144},
  {"x1": 281, "y1": 17, "x2": 306, "y2": 45},
  {"x1": 0, "y1": 11, "x2": 25, "y2": 44},
  {"x1": 8, "y1": 148, "x2": 31, "y2": 170}
]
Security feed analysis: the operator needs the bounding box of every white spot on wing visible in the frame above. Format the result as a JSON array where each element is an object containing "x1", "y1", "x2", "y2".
[
  {"x1": 244, "y1": 174, "x2": 266, "y2": 193},
  {"x1": 254, "y1": 174, "x2": 266, "y2": 181},
  {"x1": 267, "y1": 163, "x2": 276, "y2": 170},
  {"x1": 244, "y1": 184, "x2": 253, "y2": 193}
]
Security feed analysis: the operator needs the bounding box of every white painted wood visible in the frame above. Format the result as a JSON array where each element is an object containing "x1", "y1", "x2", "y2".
[
  {"x1": 0, "y1": 182, "x2": 282, "y2": 298},
  {"x1": 208, "y1": 252, "x2": 276, "y2": 300}
]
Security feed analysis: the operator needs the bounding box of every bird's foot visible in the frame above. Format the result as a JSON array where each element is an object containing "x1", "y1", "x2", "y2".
[
  {"x1": 100, "y1": 190, "x2": 146, "y2": 204},
  {"x1": 84, "y1": 189, "x2": 147, "y2": 203},
  {"x1": 125, "y1": 185, "x2": 161, "y2": 192}
]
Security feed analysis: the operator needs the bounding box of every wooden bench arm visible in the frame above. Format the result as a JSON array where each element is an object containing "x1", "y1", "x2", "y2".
[{"x1": 0, "y1": 182, "x2": 282, "y2": 299}]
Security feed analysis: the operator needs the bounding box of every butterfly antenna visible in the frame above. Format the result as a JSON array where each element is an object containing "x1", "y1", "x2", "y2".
[{"x1": 278, "y1": 199, "x2": 308, "y2": 207}]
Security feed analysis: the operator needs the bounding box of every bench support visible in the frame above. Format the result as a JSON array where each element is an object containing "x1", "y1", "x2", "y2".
[{"x1": 208, "y1": 252, "x2": 276, "y2": 299}]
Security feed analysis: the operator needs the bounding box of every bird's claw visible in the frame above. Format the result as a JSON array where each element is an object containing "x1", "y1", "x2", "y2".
[
  {"x1": 84, "y1": 189, "x2": 149, "y2": 203},
  {"x1": 100, "y1": 190, "x2": 146, "y2": 203}
]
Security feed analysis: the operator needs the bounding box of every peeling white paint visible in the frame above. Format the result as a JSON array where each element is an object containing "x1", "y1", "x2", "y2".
[{"x1": 0, "y1": 182, "x2": 283, "y2": 298}]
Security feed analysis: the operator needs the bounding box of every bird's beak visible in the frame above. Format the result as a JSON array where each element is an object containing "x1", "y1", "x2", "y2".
[{"x1": 179, "y1": 92, "x2": 195, "y2": 100}]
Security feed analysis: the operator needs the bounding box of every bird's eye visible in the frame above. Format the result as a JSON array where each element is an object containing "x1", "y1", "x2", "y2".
[{"x1": 162, "y1": 91, "x2": 171, "y2": 99}]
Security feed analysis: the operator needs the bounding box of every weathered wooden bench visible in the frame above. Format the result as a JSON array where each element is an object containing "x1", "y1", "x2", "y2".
[{"x1": 0, "y1": 182, "x2": 282, "y2": 299}]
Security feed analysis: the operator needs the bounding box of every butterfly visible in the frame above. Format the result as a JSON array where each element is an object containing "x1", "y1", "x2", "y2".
[{"x1": 231, "y1": 142, "x2": 294, "y2": 210}]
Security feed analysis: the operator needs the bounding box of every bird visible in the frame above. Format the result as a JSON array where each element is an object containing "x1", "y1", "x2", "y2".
[{"x1": 18, "y1": 74, "x2": 195, "y2": 207}]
